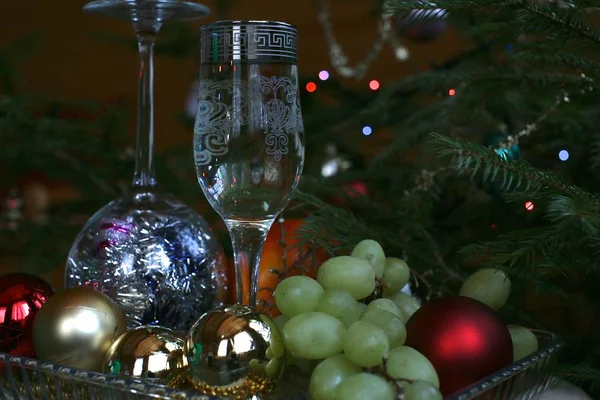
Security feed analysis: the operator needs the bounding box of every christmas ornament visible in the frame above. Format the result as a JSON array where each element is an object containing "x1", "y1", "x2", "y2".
[
  {"x1": 320, "y1": 143, "x2": 353, "y2": 178},
  {"x1": 405, "y1": 296, "x2": 512, "y2": 396},
  {"x1": 185, "y1": 304, "x2": 285, "y2": 400},
  {"x1": 1, "y1": 189, "x2": 22, "y2": 231},
  {"x1": 22, "y1": 182, "x2": 49, "y2": 224},
  {"x1": 104, "y1": 325, "x2": 186, "y2": 382},
  {"x1": 32, "y1": 287, "x2": 127, "y2": 372},
  {"x1": 484, "y1": 132, "x2": 521, "y2": 160},
  {"x1": 232, "y1": 219, "x2": 327, "y2": 315},
  {"x1": 393, "y1": 1, "x2": 448, "y2": 42},
  {"x1": 0, "y1": 274, "x2": 54, "y2": 357},
  {"x1": 65, "y1": 202, "x2": 228, "y2": 333}
]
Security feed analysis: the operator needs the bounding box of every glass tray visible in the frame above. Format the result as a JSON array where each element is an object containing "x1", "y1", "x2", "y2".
[{"x1": 0, "y1": 330, "x2": 562, "y2": 400}]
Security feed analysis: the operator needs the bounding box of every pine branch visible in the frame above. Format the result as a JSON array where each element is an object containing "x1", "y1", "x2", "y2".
[
  {"x1": 550, "y1": 364, "x2": 600, "y2": 392},
  {"x1": 431, "y1": 133, "x2": 600, "y2": 204}
]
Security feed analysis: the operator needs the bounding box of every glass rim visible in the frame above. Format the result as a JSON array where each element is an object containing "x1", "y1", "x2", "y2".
[
  {"x1": 200, "y1": 20, "x2": 297, "y2": 32},
  {"x1": 199, "y1": 19, "x2": 298, "y2": 64}
]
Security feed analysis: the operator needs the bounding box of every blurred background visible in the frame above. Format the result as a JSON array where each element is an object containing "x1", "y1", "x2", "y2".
[{"x1": 0, "y1": 0, "x2": 465, "y2": 288}]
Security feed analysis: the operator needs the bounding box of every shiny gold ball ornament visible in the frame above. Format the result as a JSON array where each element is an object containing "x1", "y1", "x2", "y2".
[
  {"x1": 184, "y1": 304, "x2": 285, "y2": 400},
  {"x1": 32, "y1": 287, "x2": 127, "y2": 372},
  {"x1": 103, "y1": 325, "x2": 186, "y2": 382}
]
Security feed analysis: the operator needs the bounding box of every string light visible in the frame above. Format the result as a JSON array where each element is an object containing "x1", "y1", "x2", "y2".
[
  {"x1": 524, "y1": 201, "x2": 535, "y2": 211},
  {"x1": 448, "y1": 88, "x2": 456, "y2": 96},
  {"x1": 369, "y1": 80, "x2": 380, "y2": 91},
  {"x1": 362, "y1": 126, "x2": 373, "y2": 136},
  {"x1": 558, "y1": 149, "x2": 569, "y2": 161},
  {"x1": 318, "y1": 70, "x2": 330, "y2": 81},
  {"x1": 306, "y1": 82, "x2": 317, "y2": 93}
]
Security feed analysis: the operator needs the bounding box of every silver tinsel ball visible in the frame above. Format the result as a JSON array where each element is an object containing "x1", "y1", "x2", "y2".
[{"x1": 65, "y1": 192, "x2": 228, "y2": 333}]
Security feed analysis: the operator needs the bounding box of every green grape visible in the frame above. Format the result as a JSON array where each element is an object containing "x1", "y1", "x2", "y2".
[
  {"x1": 360, "y1": 309, "x2": 407, "y2": 346},
  {"x1": 365, "y1": 298, "x2": 403, "y2": 320},
  {"x1": 283, "y1": 312, "x2": 345, "y2": 359},
  {"x1": 459, "y1": 268, "x2": 511, "y2": 311},
  {"x1": 293, "y1": 357, "x2": 318, "y2": 374},
  {"x1": 274, "y1": 276, "x2": 324, "y2": 317},
  {"x1": 334, "y1": 373, "x2": 396, "y2": 400},
  {"x1": 317, "y1": 256, "x2": 376, "y2": 300},
  {"x1": 403, "y1": 380, "x2": 443, "y2": 400},
  {"x1": 387, "y1": 292, "x2": 420, "y2": 322},
  {"x1": 386, "y1": 346, "x2": 439, "y2": 388},
  {"x1": 343, "y1": 321, "x2": 389, "y2": 367},
  {"x1": 274, "y1": 314, "x2": 289, "y2": 332},
  {"x1": 358, "y1": 302, "x2": 367, "y2": 316},
  {"x1": 264, "y1": 357, "x2": 283, "y2": 379},
  {"x1": 508, "y1": 325, "x2": 539, "y2": 362},
  {"x1": 382, "y1": 258, "x2": 411, "y2": 297},
  {"x1": 315, "y1": 288, "x2": 363, "y2": 327},
  {"x1": 350, "y1": 239, "x2": 386, "y2": 277},
  {"x1": 309, "y1": 354, "x2": 362, "y2": 400}
]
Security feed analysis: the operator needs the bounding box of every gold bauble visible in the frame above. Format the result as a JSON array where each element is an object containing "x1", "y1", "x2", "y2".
[
  {"x1": 184, "y1": 304, "x2": 285, "y2": 400},
  {"x1": 103, "y1": 325, "x2": 186, "y2": 382},
  {"x1": 32, "y1": 286, "x2": 127, "y2": 372}
]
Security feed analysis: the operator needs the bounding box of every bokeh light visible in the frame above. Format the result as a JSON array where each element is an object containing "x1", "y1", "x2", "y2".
[
  {"x1": 369, "y1": 80, "x2": 380, "y2": 91},
  {"x1": 306, "y1": 82, "x2": 317, "y2": 93}
]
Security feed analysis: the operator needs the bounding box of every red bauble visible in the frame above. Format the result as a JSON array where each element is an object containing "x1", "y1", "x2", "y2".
[
  {"x1": 0, "y1": 273, "x2": 54, "y2": 357},
  {"x1": 405, "y1": 296, "x2": 512, "y2": 396}
]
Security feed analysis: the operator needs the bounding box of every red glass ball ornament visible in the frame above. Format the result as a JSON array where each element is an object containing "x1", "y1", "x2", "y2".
[
  {"x1": 405, "y1": 296, "x2": 512, "y2": 396},
  {"x1": 0, "y1": 273, "x2": 55, "y2": 357}
]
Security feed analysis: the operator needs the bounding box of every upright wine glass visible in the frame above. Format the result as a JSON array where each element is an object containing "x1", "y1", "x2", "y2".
[
  {"x1": 194, "y1": 21, "x2": 304, "y2": 308},
  {"x1": 65, "y1": 0, "x2": 228, "y2": 333}
]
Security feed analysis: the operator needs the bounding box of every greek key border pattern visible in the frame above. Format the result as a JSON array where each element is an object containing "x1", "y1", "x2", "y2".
[{"x1": 201, "y1": 25, "x2": 297, "y2": 62}]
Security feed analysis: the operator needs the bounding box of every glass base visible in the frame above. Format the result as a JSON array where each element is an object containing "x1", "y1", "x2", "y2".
[
  {"x1": 83, "y1": 0, "x2": 210, "y2": 22},
  {"x1": 65, "y1": 190, "x2": 228, "y2": 333}
]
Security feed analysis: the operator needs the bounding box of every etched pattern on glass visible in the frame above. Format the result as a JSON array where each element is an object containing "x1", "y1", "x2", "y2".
[
  {"x1": 199, "y1": 23, "x2": 297, "y2": 63},
  {"x1": 194, "y1": 76, "x2": 302, "y2": 166}
]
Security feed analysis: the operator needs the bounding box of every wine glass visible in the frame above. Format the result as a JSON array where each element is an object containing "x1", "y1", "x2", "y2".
[
  {"x1": 194, "y1": 21, "x2": 304, "y2": 307},
  {"x1": 65, "y1": 0, "x2": 229, "y2": 334}
]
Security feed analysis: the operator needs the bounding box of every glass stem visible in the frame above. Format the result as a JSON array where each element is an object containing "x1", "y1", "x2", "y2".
[
  {"x1": 132, "y1": 33, "x2": 158, "y2": 190},
  {"x1": 225, "y1": 218, "x2": 275, "y2": 308}
]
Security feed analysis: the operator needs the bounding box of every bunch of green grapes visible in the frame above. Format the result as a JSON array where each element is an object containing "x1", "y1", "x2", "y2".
[
  {"x1": 274, "y1": 239, "x2": 541, "y2": 399},
  {"x1": 274, "y1": 240, "x2": 441, "y2": 400}
]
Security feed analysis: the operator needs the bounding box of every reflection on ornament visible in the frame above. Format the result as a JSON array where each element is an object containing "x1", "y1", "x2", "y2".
[
  {"x1": 185, "y1": 304, "x2": 285, "y2": 400},
  {"x1": 393, "y1": 1, "x2": 448, "y2": 42},
  {"x1": 32, "y1": 287, "x2": 127, "y2": 372},
  {"x1": 0, "y1": 274, "x2": 54, "y2": 357},
  {"x1": 104, "y1": 325, "x2": 186, "y2": 383}
]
